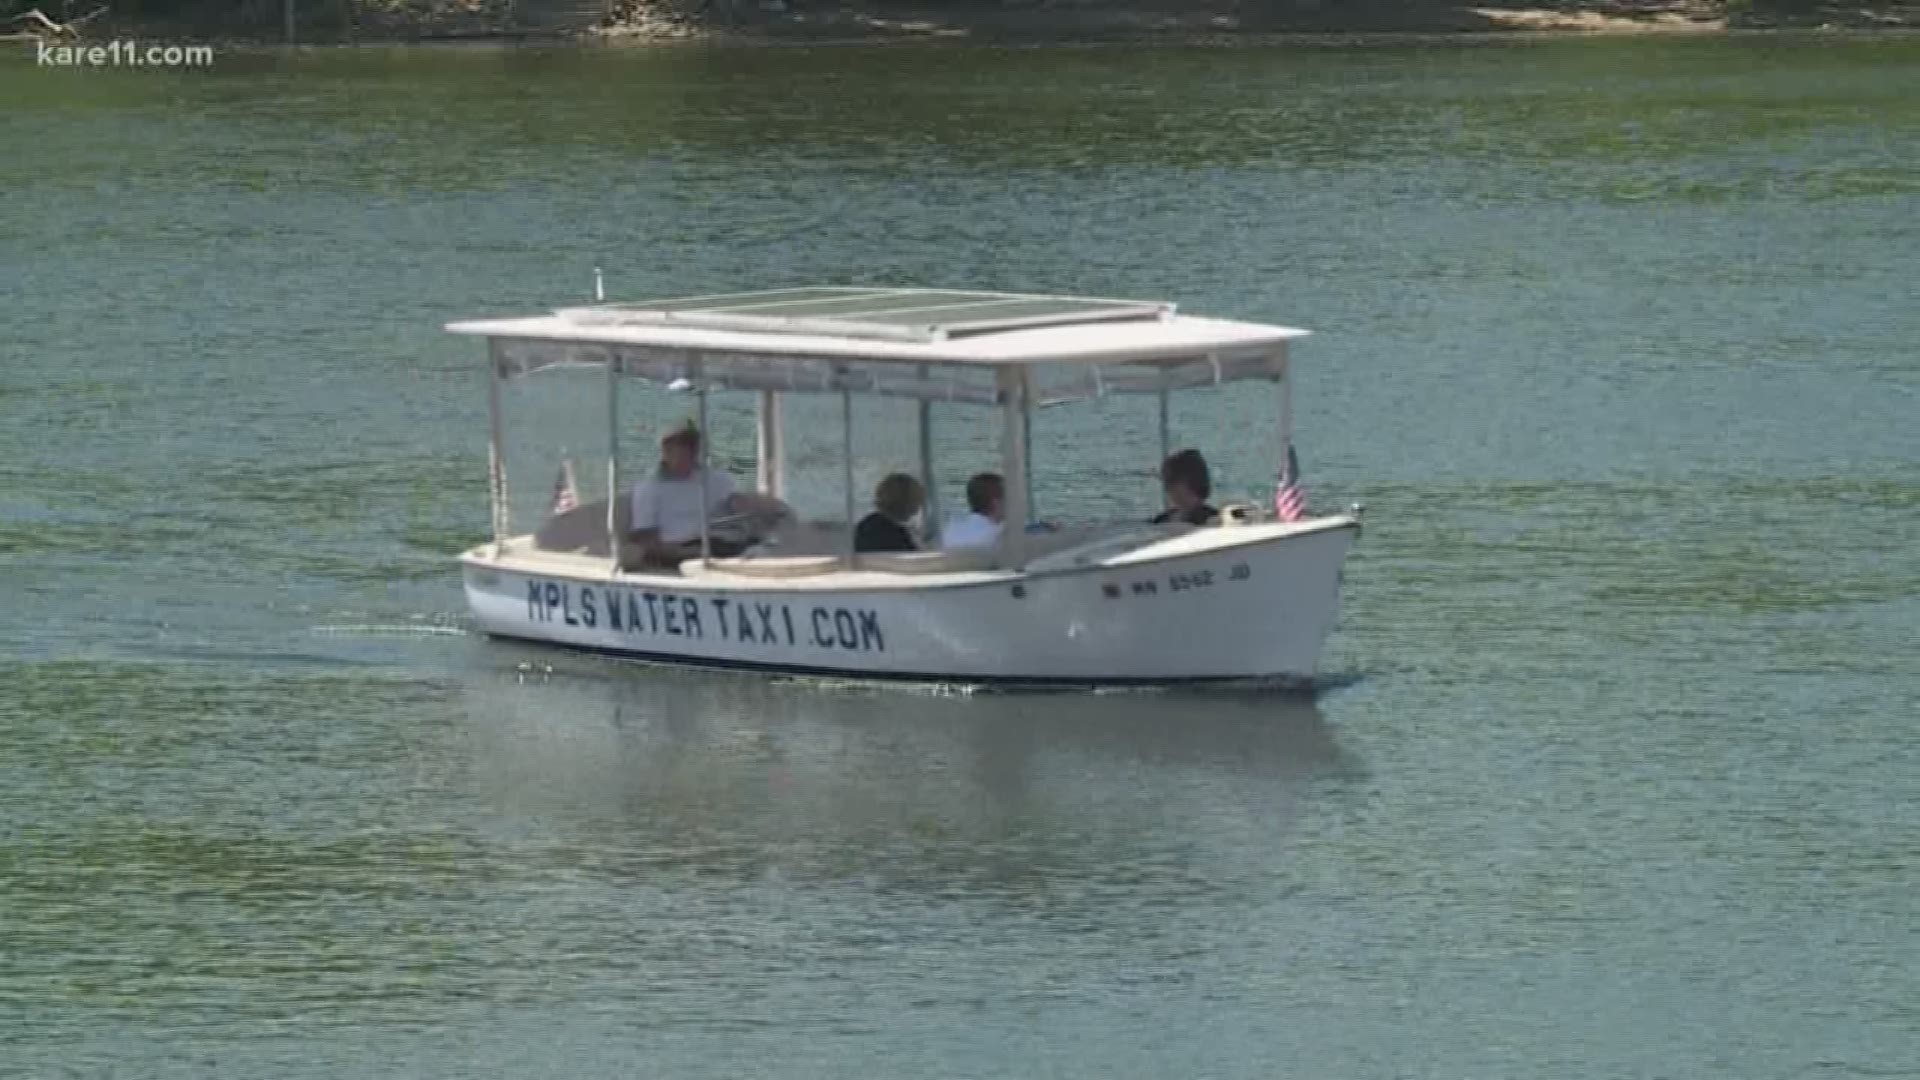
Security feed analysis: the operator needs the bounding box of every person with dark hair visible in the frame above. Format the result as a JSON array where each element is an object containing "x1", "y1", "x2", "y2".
[
  {"x1": 627, "y1": 419, "x2": 789, "y2": 567},
  {"x1": 854, "y1": 472, "x2": 925, "y2": 553},
  {"x1": 1151, "y1": 448, "x2": 1217, "y2": 527},
  {"x1": 942, "y1": 472, "x2": 1004, "y2": 550}
]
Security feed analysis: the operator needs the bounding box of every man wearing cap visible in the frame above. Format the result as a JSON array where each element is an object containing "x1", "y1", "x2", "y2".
[{"x1": 627, "y1": 421, "x2": 789, "y2": 568}]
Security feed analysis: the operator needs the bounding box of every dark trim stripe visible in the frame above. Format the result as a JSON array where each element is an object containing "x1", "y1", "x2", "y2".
[{"x1": 481, "y1": 631, "x2": 1314, "y2": 690}]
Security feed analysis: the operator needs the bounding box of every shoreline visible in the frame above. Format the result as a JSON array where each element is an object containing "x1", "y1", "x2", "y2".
[{"x1": 6, "y1": 0, "x2": 1913, "y2": 47}]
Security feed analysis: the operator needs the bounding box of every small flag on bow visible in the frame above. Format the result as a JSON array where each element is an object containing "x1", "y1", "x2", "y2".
[
  {"x1": 1275, "y1": 444, "x2": 1307, "y2": 523},
  {"x1": 550, "y1": 456, "x2": 579, "y2": 516}
]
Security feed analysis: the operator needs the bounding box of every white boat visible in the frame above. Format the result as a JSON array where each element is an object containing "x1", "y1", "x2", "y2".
[{"x1": 446, "y1": 286, "x2": 1360, "y2": 686}]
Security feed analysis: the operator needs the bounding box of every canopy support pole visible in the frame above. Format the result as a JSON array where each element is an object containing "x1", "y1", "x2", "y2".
[
  {"x1": 605, "y1": 354, "x2": 621, "y2": 570},
  {"x1": 1277, "y1": 345, "x2": 1293, "y2": 501},
  {"x1": 695, "y1": 359, "x2": 711, "y2": 566},
  {"x1": 487, "y1": 339, "x2": 508, "y2": 559},
  {"x1": 1156, "y1": 381, "x2": 1171, "y2": 506},
  {"x1": 1023, "y1": 404, "x2": 1036, "y2": 526},
  {"x1": 999, "y1": 367, "x2": 1030, "y2": 569},
  {"x1": 917, "y1": 393, "x2": 940, "y2": 544},
  {"x1": 1156, "y1": 384, "x2": 1171, "y2": 462},
  {"x1": 756, "y1": 389, "x2": 785, "y2": 499},
  {"x1": 841, "y1": 385, "x2": 857, "y2": 564}
]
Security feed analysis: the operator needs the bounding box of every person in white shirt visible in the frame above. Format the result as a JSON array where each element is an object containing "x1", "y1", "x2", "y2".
[
  {"x1": 941, "y1": 472, "x2": 1004, "y2": 551},
  {"x1": 628, "y1": 421, "x2": 788, "y2": 568}
]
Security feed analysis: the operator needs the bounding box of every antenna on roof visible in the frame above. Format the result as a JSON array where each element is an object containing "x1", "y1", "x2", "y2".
[{"x1": 593, "y1": 267, "x2": 605, "y2": 302}]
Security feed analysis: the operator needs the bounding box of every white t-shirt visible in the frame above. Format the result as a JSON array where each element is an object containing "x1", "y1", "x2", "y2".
[
  {"x1": 630, "y1": 468, "x2": 735, "y2": 544},
  {"x1": 941, "y1": 511, "x2": 1001, "y2": 551}
]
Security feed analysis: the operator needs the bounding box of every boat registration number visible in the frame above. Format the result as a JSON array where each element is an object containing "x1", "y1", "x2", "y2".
[{"x1": 1124, "y1": 562, "x2": 1251, "y2": 597}]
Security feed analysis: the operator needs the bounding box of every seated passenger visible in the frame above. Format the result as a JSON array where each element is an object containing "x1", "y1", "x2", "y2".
[
  {"x1": 1151, "y1": 448, "x2": 1218, "y2": 527},
  {"x1": 854, "y1": 473, "x2": 924, "y2": 554},
  {"x1": 628, "y1": 420, "x2": 790, "y2": 568},
  {"x1": 942, "y1": 472, "x2": 1004, "y2": 551}
]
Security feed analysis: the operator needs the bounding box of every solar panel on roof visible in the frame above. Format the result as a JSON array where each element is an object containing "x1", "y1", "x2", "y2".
[
  {"x1": 698, "y1": 290, "x2": 1000, "y2": 320},
  {"x1": 592, "y1": 287, "x2": 884, "y2": 314},
  {"x1": 560, "y1": 287, "x2": 1173, "y2": 343}
]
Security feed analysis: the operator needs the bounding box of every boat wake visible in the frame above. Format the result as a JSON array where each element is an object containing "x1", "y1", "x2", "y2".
[
  {"x1": 309, "y1": 620, "x2": 471, "y2": 638},
  {"x1": 771, "y1": 675, "x2": 982, "y2": 697}
]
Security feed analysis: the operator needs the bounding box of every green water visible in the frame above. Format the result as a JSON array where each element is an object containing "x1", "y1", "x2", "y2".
[{"x1": 3, "y1": 35, "x2": 1917, "y2": 1077}]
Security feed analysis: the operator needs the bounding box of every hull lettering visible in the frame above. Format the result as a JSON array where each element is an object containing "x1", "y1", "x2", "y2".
[{"x1": 516, "y1": 578, "x2": 887, "y2": 654}]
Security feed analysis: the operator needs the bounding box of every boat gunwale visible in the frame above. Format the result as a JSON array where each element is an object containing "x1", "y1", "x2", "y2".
[{"x1": 460, "y1": 515, "x2": 1361, "y2": 595}]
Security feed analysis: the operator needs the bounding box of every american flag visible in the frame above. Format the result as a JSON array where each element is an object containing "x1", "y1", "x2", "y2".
[
  {"x1": 550, "y1": 457, "x2": 579, "y2": 516},
  {"x1": 1275, "y1": 444, "x2": 1307, "y2": 522}
]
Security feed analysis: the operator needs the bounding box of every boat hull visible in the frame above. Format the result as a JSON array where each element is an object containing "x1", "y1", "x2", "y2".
[{"x1": 461, "y1": 522, "x2": 1356, "y2": 685}]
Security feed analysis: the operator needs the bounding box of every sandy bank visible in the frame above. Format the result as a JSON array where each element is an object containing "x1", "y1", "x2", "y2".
[
  {"x1": 585, "y1": 0, "x2": 1911, "y2": 44},
  {"x1": 6, "y1": 0, "x2": 1913, "y2": 46}
]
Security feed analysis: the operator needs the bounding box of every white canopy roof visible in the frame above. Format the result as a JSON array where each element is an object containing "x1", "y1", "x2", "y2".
[{"x1": 446, "y1": 288, "x2": 1309, "y2": 405}]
